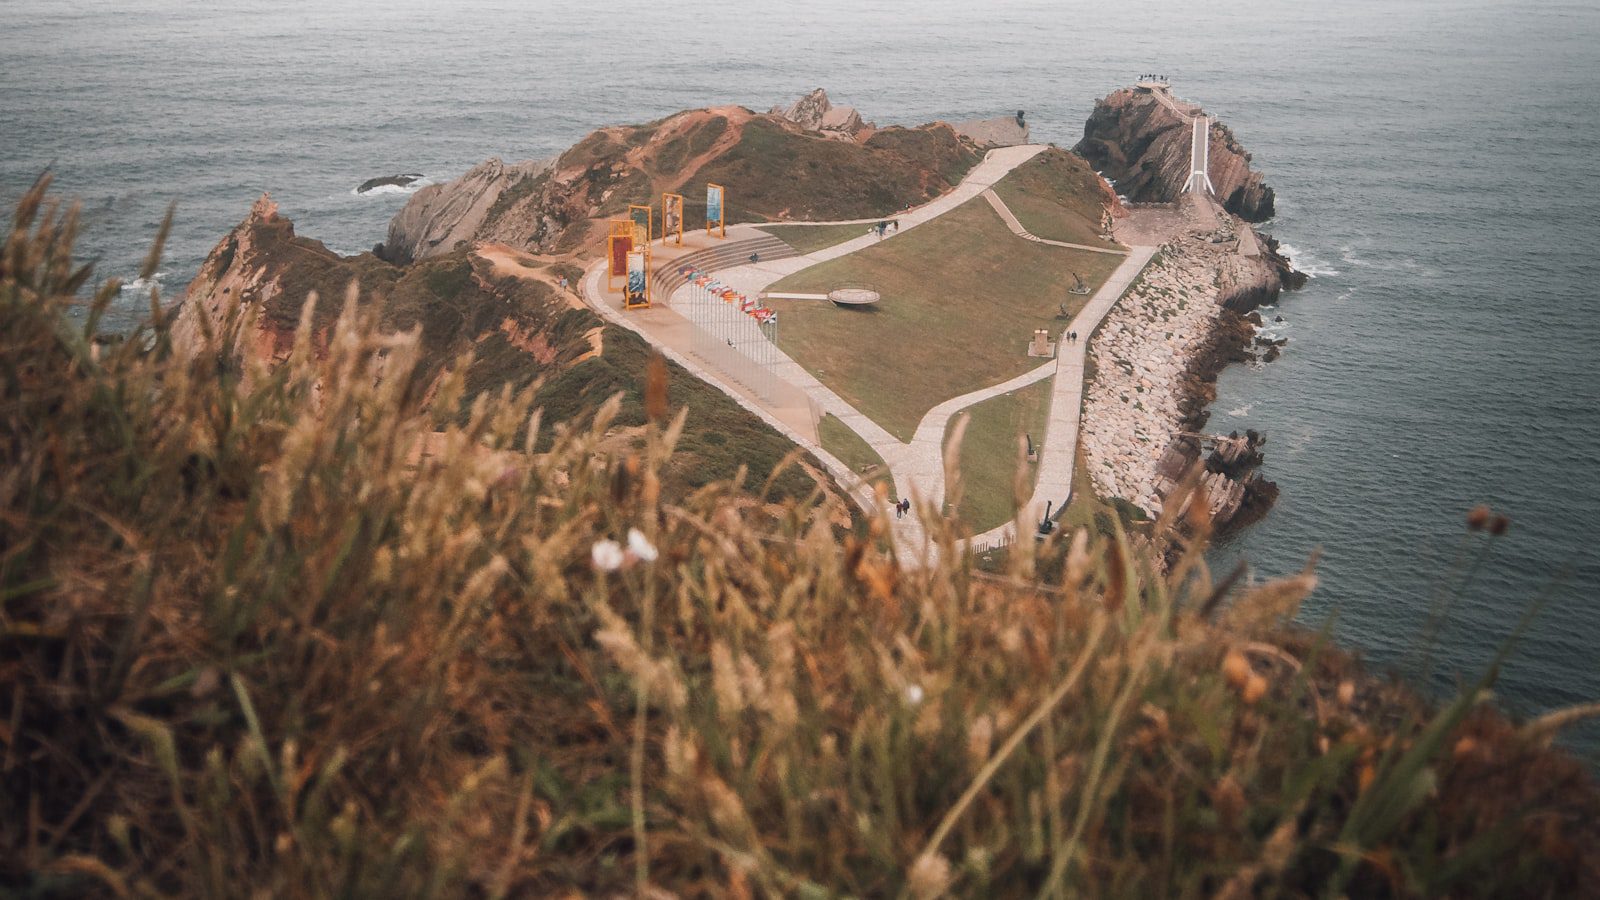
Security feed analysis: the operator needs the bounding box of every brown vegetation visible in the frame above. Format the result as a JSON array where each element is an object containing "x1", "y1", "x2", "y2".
[{"x1": 4, "y1": 182, "x2": 1598, "y2": 898}]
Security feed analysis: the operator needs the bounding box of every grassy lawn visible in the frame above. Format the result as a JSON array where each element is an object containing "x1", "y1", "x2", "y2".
[
  {"x1": 769, "y1": 198, "x2": 1123, "y2": 440},
  {"x1": 943, "y1": 376, "x2": 1054, "y2": 533},
  {"x1": 757, "y1": 222, "x2": 872, "y2": 255},
  {"x1": 991, "y1": 148, "x2": 1126, "y2": 251},
  {"x1": 818, "y1": 413, "x2": 895, "y2": 500}
]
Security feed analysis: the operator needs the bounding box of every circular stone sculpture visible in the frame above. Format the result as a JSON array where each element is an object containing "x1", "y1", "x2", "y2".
[{"x1": 828, "y1": 286, "x2": 881, "y2": 306}]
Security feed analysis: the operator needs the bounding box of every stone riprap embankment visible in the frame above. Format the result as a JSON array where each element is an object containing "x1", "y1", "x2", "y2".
[{"x1": 1080, "y1": 242, "x2": 1220, "y2": 513}]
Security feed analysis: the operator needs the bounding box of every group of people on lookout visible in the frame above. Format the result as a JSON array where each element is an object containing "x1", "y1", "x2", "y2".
[{"x1": 1140, "y1": 73, "x2": 1168, "y2": 82}]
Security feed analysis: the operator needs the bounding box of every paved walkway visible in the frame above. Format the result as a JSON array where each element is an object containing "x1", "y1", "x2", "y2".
[
  {"x1": 966, "y1": 244, "x2": 1158, "y2": 549},
  {"x1": 579, "y1": 142, "x2": 1158, "y2": 560},
  {"x1": 702, "y1": 144, "x2": 1046, "y2": 302}
]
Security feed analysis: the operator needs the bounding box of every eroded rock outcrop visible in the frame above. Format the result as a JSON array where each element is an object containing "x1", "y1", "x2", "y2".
[
  {"x1": 382, "y1": 157, "x2": 553, "y2": 264},
  {"x1": 770, "y1": 88, "x2": 871, "y2": 140},
  {"x1": 1075, "y1": 85, "x2": 1275, "y2": 221},
  {"x1": 1080, "y1": 238, "x2": 1278, "y2": 532},
  {"x1": 172, "y1": 194, "x2": 401, "y2": 367}
]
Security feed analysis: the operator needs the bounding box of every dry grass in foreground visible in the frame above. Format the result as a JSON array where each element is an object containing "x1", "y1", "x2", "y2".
[{"x1": 3, "y1": 181, "x2": 1598, "y2": 897}]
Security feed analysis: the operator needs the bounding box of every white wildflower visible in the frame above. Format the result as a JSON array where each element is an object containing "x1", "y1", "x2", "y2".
[
  {"x1": 904, "y1": 684, "x2": 925, "y2": 706},
  {"x1": 626, "y1": 527, "x2": 659, "y2": 563},
  {"x1": 908, "y1": 852, "x2": 953, "y2": 899},
  {"x1": 591, "y1": 539, "x2": 625, "y2": 572}
]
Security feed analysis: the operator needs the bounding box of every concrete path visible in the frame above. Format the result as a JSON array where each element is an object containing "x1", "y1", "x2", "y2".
[
  {"x1": 579, "y1": 260, "x2": 884, "y2": 522},
  {"x1": 702, "y1": 144, "x2": 1048, "y2": 301},
  {"x1": 967, "y1": 244, "x2": 1158, "y2": 550},
  {"x1": 981, "y1": 190, "x2": 1129, "y2": 256},
  {"x1": 578, "y1": 142, "x2": 1152, "y2": 560},
  {"x1": 899, "y1": 360, "x2": 1057, "y2": 518}
]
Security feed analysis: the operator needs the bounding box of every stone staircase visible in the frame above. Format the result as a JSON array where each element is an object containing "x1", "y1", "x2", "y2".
[{"x1": 652, "y1": 233, "x2": 799, "y2": 298}]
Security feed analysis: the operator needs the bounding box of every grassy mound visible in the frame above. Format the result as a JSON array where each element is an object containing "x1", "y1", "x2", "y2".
[
  {"x1": 991, "y1": 147, "x2": 1126, "y2": 250},
  {"x1": 461, "y1": 108, "x2": 981, "y2": 256},
  {"x1": 770, "y1": 198, "x2": 1122, "y2": 440},
  {"x1": 177, "y1": 200, "x2": 838, "y2": 507},
  {"x1": 690, "y1": 119, "x2": 980, "y2": 224},
  {"x1": 4, "y1": 184, "x2": 1598, "y2": 897},
  {"x1": 944, "y1": 376, "x2": 1055, "y2": 532}
]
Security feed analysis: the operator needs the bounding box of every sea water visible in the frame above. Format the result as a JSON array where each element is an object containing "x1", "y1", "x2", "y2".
[{"x1": 4, "y1": 0, "x2": 1597, "y2": 754}]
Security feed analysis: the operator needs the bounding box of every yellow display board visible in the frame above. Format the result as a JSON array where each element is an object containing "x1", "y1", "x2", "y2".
[
  {"x1": 706, "y1": 183, "x2": 725, "y2": 239},
  {"x1": 624, "y1": 248, "x2": 651, "y2": 309},
  {"x1": 661, "y1": 193, "x2": 684, "y2": 245},
  {"x1": 628, "y1": 204, "x2": 652, "y2": 246}
]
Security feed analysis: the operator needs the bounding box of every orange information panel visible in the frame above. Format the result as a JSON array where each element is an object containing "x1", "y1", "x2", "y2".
[
  {"x1": 662, "y1": 193, "x2": 683, "y2": 245},
  {"x1": 608, "y1": 234, "x2": 633, "y2": 291},
  {"x1": 706, "y1": 183, "x2": 725, "y2": 238}
]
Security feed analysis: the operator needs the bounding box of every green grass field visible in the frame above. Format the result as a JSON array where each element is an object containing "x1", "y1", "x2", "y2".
[
  {"x1": 818, "y1": 413, "x2": 895, "y2": 499},
  {"x1": 769, "y1": 198, "x2": 1122, "y2": 440},
  {"x1": 756, "y1": 222, "x2": 872, "y2": 255},
  {"x1": 943, "y1": 376, "x2": 1054, "y2": 532},
  {"x1": 991, "y1": 148, "x2": 1126, "y2": 250}
]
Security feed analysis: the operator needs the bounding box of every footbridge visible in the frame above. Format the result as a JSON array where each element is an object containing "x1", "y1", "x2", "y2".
[{"x1": 1183, "y1": 113, "x2": 1215, "y2": 195}]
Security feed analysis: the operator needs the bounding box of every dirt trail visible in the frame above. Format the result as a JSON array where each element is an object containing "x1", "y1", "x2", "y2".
[{"x1": 475, "y1": 244, "x2": 603, "y2": 361}]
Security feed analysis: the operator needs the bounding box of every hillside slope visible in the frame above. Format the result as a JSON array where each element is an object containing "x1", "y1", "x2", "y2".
[
  {"x1": 382, "y1": 92, "x2": 982, "y2": 264},
  {"x1": 172, "y1": 196, "x2": 845, "y2": 506}
]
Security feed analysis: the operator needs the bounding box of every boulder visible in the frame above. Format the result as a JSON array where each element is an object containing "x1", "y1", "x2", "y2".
[
  {"x1": 770, "y1": 88, "x2": 871, "y2": 140},
  {"x1": 355, "y1": 173, "x2": 424, "y2": 194}
]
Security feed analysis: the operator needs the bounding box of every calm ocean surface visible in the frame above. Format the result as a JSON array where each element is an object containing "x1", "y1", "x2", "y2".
[{"x1": 4, "y1": 0, "x2": 1597, "y2": 752}]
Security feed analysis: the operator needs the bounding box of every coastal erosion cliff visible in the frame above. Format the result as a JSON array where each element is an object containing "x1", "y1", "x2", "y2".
[{"x1": 1078, "y1": 86, "x2": 1303, "y2": 531}]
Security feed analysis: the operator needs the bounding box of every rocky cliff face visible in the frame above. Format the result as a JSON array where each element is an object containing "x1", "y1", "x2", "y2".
[
  {"x1": 381, "y1": 158, "x2": 552, "y2": 265},
  {"x1": 1075, "y1": 86, "x2": 1275, "y2": 222},
  {"x1": 172, "y1": 194, "x2": 403, "y2": 367}
]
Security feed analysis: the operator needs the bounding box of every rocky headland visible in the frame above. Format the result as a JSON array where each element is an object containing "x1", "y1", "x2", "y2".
[
  {"x1": 1076, "y1": 83, "x2": 1276, "y2": 221},
  {"x1": 170, "y1": 90, "x2": 1014, "y2": 511},
  {"x1": 173, "y1": 85, "x2": 1298, "y2": 533},
  {"x1": 1078, "y1": 86, "x2": 1302, "y2": 529}
]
